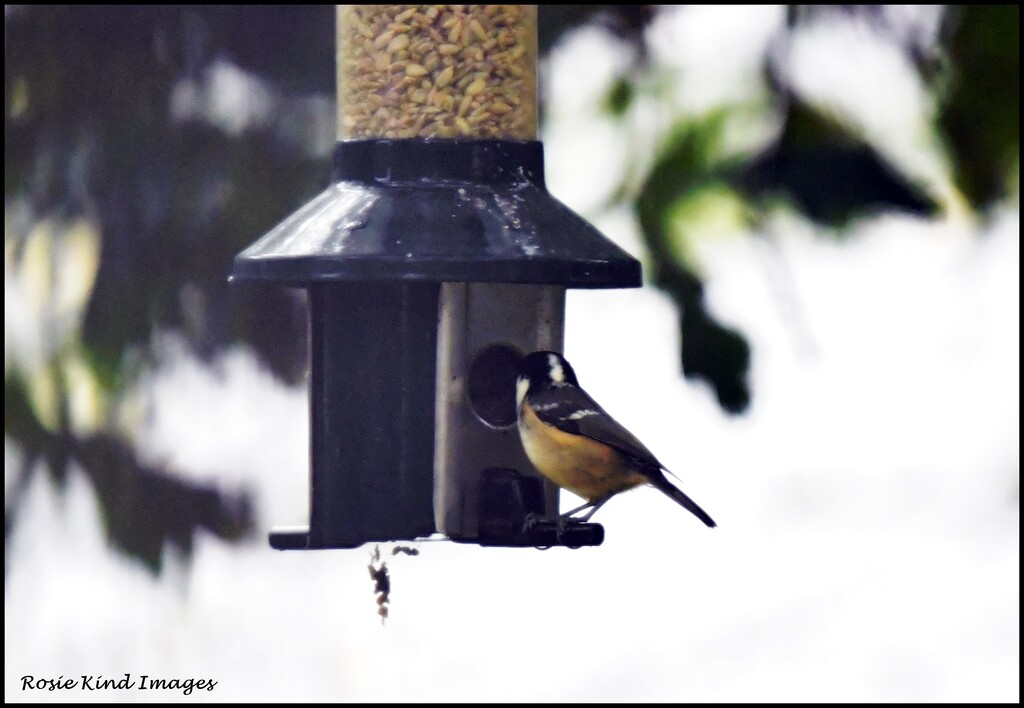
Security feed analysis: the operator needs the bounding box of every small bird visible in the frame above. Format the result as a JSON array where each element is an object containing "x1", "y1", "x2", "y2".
[{"x1": 516, "y1": 351, "x2": 716, "y2": 528}]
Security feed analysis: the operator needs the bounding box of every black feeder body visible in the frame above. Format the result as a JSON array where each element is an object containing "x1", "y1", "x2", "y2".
[{"x1": 232, "y1": 138, "x2": 641, "y2": 549}]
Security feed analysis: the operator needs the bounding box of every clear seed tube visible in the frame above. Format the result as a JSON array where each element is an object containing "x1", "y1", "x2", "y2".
[{"x1": 337, "y1": 5, "x2": 538, "y2": 140}]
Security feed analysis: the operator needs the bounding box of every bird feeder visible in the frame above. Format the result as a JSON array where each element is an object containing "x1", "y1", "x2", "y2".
[{"x1": 231, "y1": 5, "x2": 640, "y2": 550}]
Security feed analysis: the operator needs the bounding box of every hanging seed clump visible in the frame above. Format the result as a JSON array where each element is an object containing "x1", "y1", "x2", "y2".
[{"x1": 337, "y1": 5, "x2": 538, "y2": 140}]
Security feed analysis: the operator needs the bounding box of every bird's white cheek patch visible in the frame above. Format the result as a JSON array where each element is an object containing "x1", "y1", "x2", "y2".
[{"x1": 547, "y1": 353, "x2": 565, "y2": 383}]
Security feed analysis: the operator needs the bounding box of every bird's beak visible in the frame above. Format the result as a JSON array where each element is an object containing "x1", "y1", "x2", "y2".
[{"x1": 515, "y1": 376, "x2": 530, "y2": 411}]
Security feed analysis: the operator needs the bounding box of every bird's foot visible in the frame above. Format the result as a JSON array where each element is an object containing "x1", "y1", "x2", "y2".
[
  {"x1": 521, "y1": 512, "x2": 554, "y2": 550},
  {"x1": 521, "y1": 511, "x2": 544, "y2": 533},
  {"x1": 522, "y1": 512, "x2": 571, "y2": 535}
]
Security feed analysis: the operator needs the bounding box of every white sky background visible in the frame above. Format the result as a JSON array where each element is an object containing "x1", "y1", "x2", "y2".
[{"x1": 5, "y1": 6, "x2": 1019, "y2": 703}]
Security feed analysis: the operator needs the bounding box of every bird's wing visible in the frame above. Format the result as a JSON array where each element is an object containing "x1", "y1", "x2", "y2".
[{"x1": 527, "y1": 385, "x2": 665, "y2": 471}]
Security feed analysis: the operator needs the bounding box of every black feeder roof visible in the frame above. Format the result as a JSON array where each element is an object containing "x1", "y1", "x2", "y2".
[{"x1": 230, "y1": 139, "x2": 642, "y2": 287}]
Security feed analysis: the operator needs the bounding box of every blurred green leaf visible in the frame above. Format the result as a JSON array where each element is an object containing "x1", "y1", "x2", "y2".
[
  {"x1": 604, "y1": 75, "x2": 635, "y2": 117},
  {"x1": 636, "y1": 118, "x2": 752, "y2": 414},
  {"x1": 938, "y1": 5, "x2": 1019, "y2": 210},
  {"x1": 733, "y1": 97, "x2": 938, "y2": 228}
]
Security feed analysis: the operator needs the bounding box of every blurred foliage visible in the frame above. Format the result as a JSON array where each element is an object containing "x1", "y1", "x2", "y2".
[
  {"x1": 538, "y1": 5, "x2": 656, "y2": 57},
  {"x1": 603, "y1": 5, "x2": 1015, "y2": 409},
  {"x1": 5, "y1": 6, "x2": 326, "y2": 574},
  {"x1": 734, "y1": 95, "x2": 936, "y2": 226},
  {"x1": 5, "y1": 373, "x2": 252, "y2": 574},
  {"x1": 6, "y1": 6, "x2": 322, "y2": 387},
  {"x1": 635, "y1": 114, "x2": 754, "y2": 413},
  {"x1": 4, "y1": 6, "x2": 1019, "y2": 572},
  {"x1": 937, "y1": 5, "x2": 1020, "y2": 209}
]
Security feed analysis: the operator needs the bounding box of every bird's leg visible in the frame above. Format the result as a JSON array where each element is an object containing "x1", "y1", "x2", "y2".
[
  {"x1": 560, "y1": 495, "x2": 612, "y2": 523},
  {"x1": 560, "y1": 500, "x2": 595, "y2": 519},
  {"x1": 575, "y1": 496, "x2": 611, "y2": 523}
]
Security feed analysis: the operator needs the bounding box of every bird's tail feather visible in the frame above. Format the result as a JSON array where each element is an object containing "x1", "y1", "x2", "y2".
[{"x1": 650, "y1": 471, "x2": 717, "y2": 528}]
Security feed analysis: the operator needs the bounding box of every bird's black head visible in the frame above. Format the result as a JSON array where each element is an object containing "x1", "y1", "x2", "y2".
[{"x1": 516, "y1": 351, "x2": 579, "y2": 408}]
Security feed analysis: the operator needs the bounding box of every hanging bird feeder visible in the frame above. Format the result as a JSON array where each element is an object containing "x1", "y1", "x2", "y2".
[{"x1": 231, "y1": 5, "x2": 640, "y2": 550}]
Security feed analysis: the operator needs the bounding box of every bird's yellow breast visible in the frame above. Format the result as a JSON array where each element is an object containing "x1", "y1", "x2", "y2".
[{"x1": 518, "y1": 402, "x2": 647, "y2": 502}]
